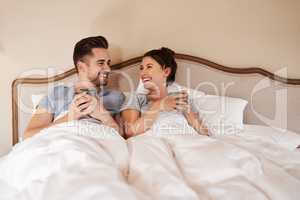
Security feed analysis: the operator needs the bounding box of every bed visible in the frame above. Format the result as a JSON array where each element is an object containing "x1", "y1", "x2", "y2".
[{"x1": 2, "y1": 53, "x2": 300, "y2": 199}]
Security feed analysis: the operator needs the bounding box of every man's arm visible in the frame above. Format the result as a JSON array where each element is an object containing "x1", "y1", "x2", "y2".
[
  {"x1": 24, "y1": 93, "x2": 93, "y2": 139},
  {"x1": 89, "y1": 103, "x2": 123, "y2": 136},
  {"x1": 24, "y1": 107, "x2": 73, "y2": 138}
]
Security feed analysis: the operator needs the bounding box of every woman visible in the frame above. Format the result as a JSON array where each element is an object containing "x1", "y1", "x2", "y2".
[{"x1": 121, "y1": 47, "x2": 209, "y2": 138}]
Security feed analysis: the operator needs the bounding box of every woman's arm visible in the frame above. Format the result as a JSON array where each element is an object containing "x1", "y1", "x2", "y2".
[
  {"x1": 121, "y1": 93, "x2": 187, "y2": 138},
  {"x1": 183, "y1": 111, "x2": 210, "y2": 136},
  {"x1": 121, "y1": 101, "x2": 162, "y2": 138}
]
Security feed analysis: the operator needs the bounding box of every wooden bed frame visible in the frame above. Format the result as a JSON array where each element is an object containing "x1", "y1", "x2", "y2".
[{"x1": 12, "y1": 53, "x2": 300, "y2": 145}]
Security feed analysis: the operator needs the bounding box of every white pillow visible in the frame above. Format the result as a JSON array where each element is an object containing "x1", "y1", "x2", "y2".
[
  {"x1": 136, "y1": 80, "x2": 205, "y2": 97},
  {"x1": 135, "y1": 81, "x2": 248, "y2": 136},
  {"x1": 31, "y1": 94, "x2": 45, "y2": 110},
  {"x1": 194, "y1": 95, "x2": 248, "y2": 136}
]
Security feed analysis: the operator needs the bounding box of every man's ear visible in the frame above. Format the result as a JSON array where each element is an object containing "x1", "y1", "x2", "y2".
[
  {"x1": 77, "y1": 60, "x2": 88, "y2": 72},
  {"x1": 163, "y1": 67, "x2": 171, "y2": 78}
]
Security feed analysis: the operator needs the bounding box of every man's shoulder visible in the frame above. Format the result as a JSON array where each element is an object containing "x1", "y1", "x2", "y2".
[
  {"x1": 104, "y1": 89, "x2": 125, "y2": 100},
  {"x1": 102, "y1": 89, "x2": 125, "y2": 113},
  {"x1": 48, "y1": 85, "x2": 73, "y2": 100}
]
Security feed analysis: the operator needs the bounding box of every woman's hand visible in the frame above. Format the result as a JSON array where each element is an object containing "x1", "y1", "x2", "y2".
[
  {"x1": 183, "y1": 106, "x2": 199, "y2": 124},
  {"x1": 182, "y1": 105, "x2": 210, "y2": 136},
  {"x1": 144, "y1": 81, "x2": 161, "y2": 100},
  {"x1": 153, "y1": 90, "x2": 189, "y2": 112}
]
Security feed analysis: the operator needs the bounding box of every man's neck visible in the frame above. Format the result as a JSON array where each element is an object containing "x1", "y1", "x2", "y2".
[
  {"x1": 96, "y1": 85, "x2": 105, "y2": 93},
  {"x1": 76, "y1": 74, "x2": 100, "y2": 93}
]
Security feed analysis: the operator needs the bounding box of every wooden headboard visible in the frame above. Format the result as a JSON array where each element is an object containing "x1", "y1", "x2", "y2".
[{"x1": 12, "y1": 53, "x2": 300, "y2": 144}]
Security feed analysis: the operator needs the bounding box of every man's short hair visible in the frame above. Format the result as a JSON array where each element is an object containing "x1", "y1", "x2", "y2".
[{"x1": 73, "y1": 36, "x2": 108, "y2": 71}]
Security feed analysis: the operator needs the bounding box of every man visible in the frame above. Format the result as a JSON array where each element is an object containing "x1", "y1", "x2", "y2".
[{"x1": 24, "y1": 36, "x2": 125, "y2": 138}]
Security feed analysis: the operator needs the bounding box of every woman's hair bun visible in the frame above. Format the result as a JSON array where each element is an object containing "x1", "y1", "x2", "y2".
[
  {"x1": 143, "y1": 47, "x2": 177, "y2": 83},
  {"x1": 160, "y1": 47, "x2": 175, "y2": 56}
]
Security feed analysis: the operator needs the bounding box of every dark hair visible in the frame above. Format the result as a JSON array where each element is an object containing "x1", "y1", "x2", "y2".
[
  {"x1": 73, "y1": 36, "x2": 108, "y2": 71},
  {"x1": 143, "y1": 47, "x2": 177, "y2": 83}
]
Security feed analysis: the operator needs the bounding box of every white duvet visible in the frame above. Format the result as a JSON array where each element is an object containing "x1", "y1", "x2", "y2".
[
  {"x1": 0, "y1": 114, "x2": 300, "y2": 200},
  {"x1": 0, "y1": 121, "x2": 148, "y2": 200}
]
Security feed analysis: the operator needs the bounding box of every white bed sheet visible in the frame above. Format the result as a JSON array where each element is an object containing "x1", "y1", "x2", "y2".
[
  {"x1": 126, "y1": 124, "x2": 300, "y2": 200},
  {"x1": 0, "y1": 120, "x2": 299, "y2": 200},
  {"x1": 0, "y1": 121, "x2": 149, "y2": 200},
  {"x1": 240, "y1": 124, "x2": 300, "y2": 150}
]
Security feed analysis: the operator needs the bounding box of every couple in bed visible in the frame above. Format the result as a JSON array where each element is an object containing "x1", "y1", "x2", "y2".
[{"x1": 24, "y1": 35, "x2": 209, "y2": 139}]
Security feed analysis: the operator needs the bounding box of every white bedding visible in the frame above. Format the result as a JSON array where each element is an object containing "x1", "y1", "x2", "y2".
[
  {"x1": 0, "y1": 121, "x2": 148, "y2": 200},
  {"x1": 127, "y1": 124, "x2": 300, "y2": 200},
  {"x1": 0, "y1": 119, "x2": 300, "y2": 200}
]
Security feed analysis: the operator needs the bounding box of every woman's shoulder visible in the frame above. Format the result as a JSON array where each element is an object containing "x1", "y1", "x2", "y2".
[{"x1": 120, "y1": 92, "x2": 148, "y2": 112}]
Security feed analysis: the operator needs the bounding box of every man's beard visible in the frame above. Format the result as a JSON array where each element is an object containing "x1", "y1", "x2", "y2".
[
  {"x1": 94, "y1": 77, "x2": 108, "y2": 87},
  {"x1": 90, "y1": 71, "x2": 110, "y2": 88}
]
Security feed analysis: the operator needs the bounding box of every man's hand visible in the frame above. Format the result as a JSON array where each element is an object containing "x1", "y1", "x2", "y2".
[
  {"x1": 86, "y1": 95, "x2": 121, "y2": 133},
  {"x1": 87, "y1": 95, "x2": 110, "y2": 120},
  {"x1": 68, "y1": 92, "x2": 93, "y2": 120}
]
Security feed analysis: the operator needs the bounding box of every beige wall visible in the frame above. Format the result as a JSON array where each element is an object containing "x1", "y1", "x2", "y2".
[{"x1": 1, "y1": 0, "x2": 300, "y2": 155}]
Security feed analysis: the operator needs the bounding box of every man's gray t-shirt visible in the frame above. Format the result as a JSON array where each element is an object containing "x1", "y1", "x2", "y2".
[{"x1": 38, "y1": 85, "x2": 125, "y2": 119}]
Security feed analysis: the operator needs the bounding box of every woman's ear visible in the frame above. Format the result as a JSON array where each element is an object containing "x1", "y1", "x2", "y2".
[{"x1": 163, "y1": 67, "x2": 171, "y2": 78}]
